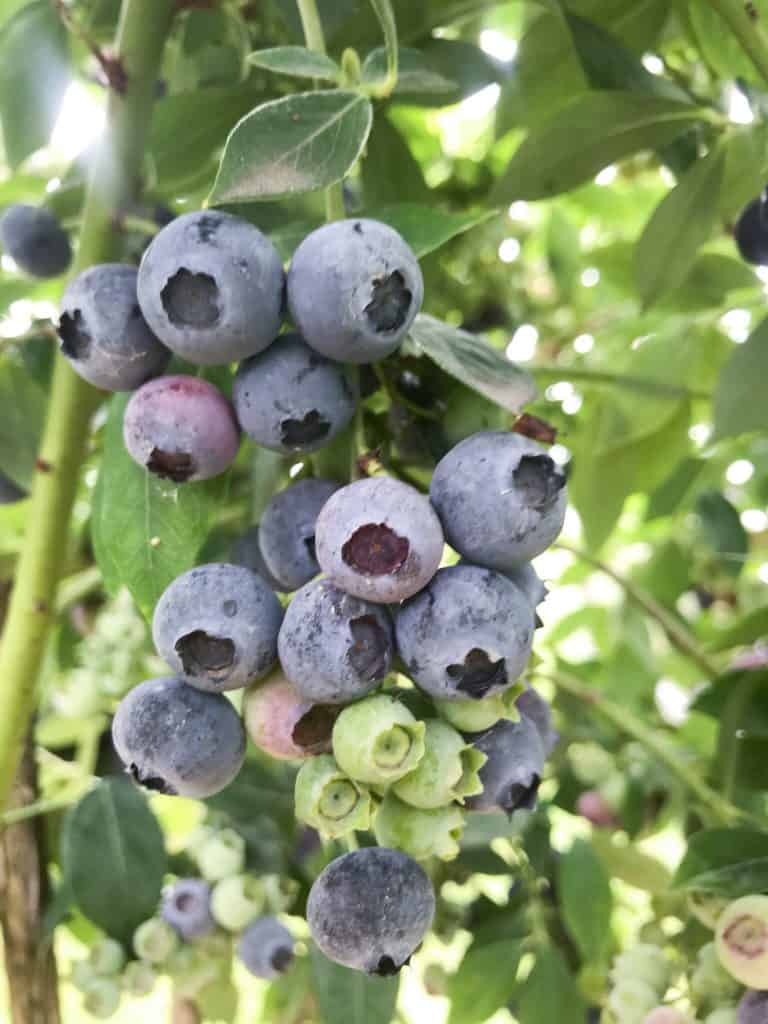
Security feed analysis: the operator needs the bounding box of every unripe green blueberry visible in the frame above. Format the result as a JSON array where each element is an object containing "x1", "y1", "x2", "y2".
[
  {"x1": 81, "y1": 977, "x2": 121, "y2": 1019},
  {"x1": 716, "y1": 895, "x2": 768, "y2": 988},
  {"x1": 706, "y1": 1008, "x2": 738, "y2": 1024},
  {"x1": 196, "y1": 828, "x2": 245, "y2": 882},
  {"x1": 294, "y1": 754, "x2": 372, "y2": 838},
  {"x1": 434, "y1": 684, "x2": 524, "y2": 733},
  {"x1": 89, "y1": 938, "x2": 126, "y2": 976},
  {"x1": 133, "y1": 917, "x2": 179, "y2": 964},
  {"x1": 567, "y1": 741, "x2": 616, "y2": 786},
  {"x1": 332, "y1": 695, "x2": 425, "y2": 786},
  {"x1": 689, "y1": 891, "x2": 728, "y2": 931},
  {"x1": 167, "y1": 946, "x2": 220, "y2": 999},
  {"x1": 608, "y1": 979, "x2": 662, "y2": 1024},
  {"x1": 122, "y1": 960, "x2": 157, "y2": 997},
  {"x1": 392, "y1": 720, "x2": 486, "y2": 809},
  {"x1": 691, "y1": 942, "x2": 740, "y2": 1006},
  {"x1": 210, "y1": 874, "x2": 266, "y2": 932},
  {"x1": 263, "y1": 873, "x2": 300, "y2": 914},
  {"x1": 611, "y1": 945, "x2": 670, "y2": 995},
  {"x1": 373, "y1": 793, "x2": 464, "y2": 861},
  {"x1": 71, "y1": 959, "x2": 98, "y2": 992}
]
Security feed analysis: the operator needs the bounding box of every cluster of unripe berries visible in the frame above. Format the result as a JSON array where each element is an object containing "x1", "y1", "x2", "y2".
[
  {"x1": 606, "y1": 892, "x2": 768, "y2": 1024},
  {"x1": 70, "y1": 823, "x2": 294, "y2": 1018}
]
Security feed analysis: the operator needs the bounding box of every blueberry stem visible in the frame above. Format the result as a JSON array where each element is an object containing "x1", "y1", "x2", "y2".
[
  {"x1": 0, "y1": 0, "x2": 178, "y2": 812},
  {"x1": 709, "y1": 0, "x2": 768, "y2": 88},
  {"x1": 539, "y1": 669, "x2": 756, "y2": 827},
  {"x1": 555, "y1": 541, "x2": 720, "y2": 679}
]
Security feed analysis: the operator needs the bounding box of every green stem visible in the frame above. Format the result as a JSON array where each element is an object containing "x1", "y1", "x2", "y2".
[
  {"x1": 555, "y1": 541, "x2": 721, "y2": 679},
  {"x1": 539, "y1": 669, "x2": 754, "y2": 827},
  {"x1": 297, "y1": 0, "x2": 346, "y2": 223},
  {"x1": 531, "y1": 366, "x2": 710, "y2": 402},
  {"x1": 0, "y1": 0, "x2": 177, "y2": 812},
  {"x1": 709, "y1": 0, "x2": 768, "y2": 87}
]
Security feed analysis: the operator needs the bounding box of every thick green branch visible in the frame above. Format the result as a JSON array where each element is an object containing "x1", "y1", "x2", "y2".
[
  {"x1": 0, "y1": 0, "x2": 177, "y2": 811},
  {"x1": 709, "y1": 0, "x2": 768, "y2": 87}
]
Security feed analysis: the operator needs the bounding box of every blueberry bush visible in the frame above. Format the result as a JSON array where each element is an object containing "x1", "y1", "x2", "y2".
[{"x1": 1, "y1": 1, "x2": 768, "y2": 1022}]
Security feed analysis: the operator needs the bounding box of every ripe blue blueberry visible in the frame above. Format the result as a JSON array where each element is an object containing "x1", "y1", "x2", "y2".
[
  {"x1": 314, "y1": 477, "x2": 444, "y2": 603},
  {"x1": 230, "y1": 526, "x2": 284, "y2": 591},
  {"x1": 0, "y1": 204, "x2": 71, "y2": 278},
  {"x1": 58, "y1": 264, "x2": 171, "y2": 391},
  {"x1": 278, "y1": 578, "x2": 394, "y2": 703},
  {"x1": 430, "y1": 432, "x2": 567, "y2": 570},
  {"x1": 287, "y1": 218, "x2": 424, "y2": 364},
  {"x1": 307, "y1": 848, "x2": 435, "y2": 975},
  {"x1": 517, "y1": 687, "x2": 559, "y2": 757},
  {"x1": 123, "y1": 375, "x2": 240, "y2": 483},
  {"x1": 152, "y1": 563, "x2": 283, "y2": 691},
  {"x1": 739, "y1": 991, "x2": 768, "y2": 1024},
  {"x1": 161, "y1": 879, "x2": 215, "y2": 941},
  {"x1": 505, "y1": 562, "x2": 548, "y2": 625},
  {"x1": 464, "y1": 716, "x2": 546, "y2": 815},
  {"x1": 137, "y1": 211, "x2": 284, "y2": 364},
  {"x1": 735, "y1": 196, "x2": 768, "y2": 266},
  {"x1": 395, "y1": 565, "x2": 535, "y2": 701},
  {"x1": 237, "y1": 917, "x2": 295, "y2": 979},
  {"x1": 233, "y1": 333, "x2": 355, "y2": 453},
  {"x1": 111, "y1": 676, "x2": 246, "y2": 798},
  {"x1": 258, "y1": 478, "x2": 340, "y2": 591}
]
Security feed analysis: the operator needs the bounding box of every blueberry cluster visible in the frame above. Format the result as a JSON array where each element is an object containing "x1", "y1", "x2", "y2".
[
  {"x1": 69, "y1": 823, "x2": 296, "y2": 1018},
  {"x1": 89, "y1": 206, "x2": 568, "y2": 975},
  {"x1": 0, "y1": 203, "x2": 71, "y2": 278}
]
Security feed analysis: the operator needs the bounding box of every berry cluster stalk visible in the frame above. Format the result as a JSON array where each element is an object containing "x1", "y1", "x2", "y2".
[{"x1": 0, "y1": 0, "x2": 178, "y2": 811}]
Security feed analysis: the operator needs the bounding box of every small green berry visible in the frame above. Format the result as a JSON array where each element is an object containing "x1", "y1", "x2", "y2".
[
  {"x1": 434, "y1": 684, "x2": 523, "y2": 733},
  {"x1": 704, "y1": 1009, "x2": 738, "y2": 1024},
  {"x1": 294, "y1": 754, "x2": 372, "y2": 838},
  {"x1": 71, "y1": 959, "x2": 98, "y2": 992},
  {"x1": 81, "y1": 977, "x2": 121, "y2": 1019},
  {"x1": 132, "y1": 917, "x2": 179, "y2": 964},
  {"x1": 691, "y1": 942, "x2": 740, "y2": 1006},
  {"x1": 167, "y1": 946, "x2": 220, "y2": 998},
  {"x1": 716, "y1": 895, "x2": 768, "y2": 988},
  {"x1": 608, "y1": 978, "x2": 661, "y2": 1024},
  {"x1": 211, "y1": 874, "x2": 266, "y2": 932},
  {"x1": 88, "y1": 938, "x2": 126, "y2": 976},
  {"x1": 393, "y1": 719, "x2": 486, "y2": 808},
  {"x1": 373, "y1": 792, "x2": 464, "y2": 861},
  {"x1": 611, "y1": 945, "x2": 670, "y2": 995},
  {"x1": 567, "y1": 741, "x2": 617, "y2": 786},
  {"x1": 196, "y1": 828, "x2": 246, "y2": 882},
  {"x1": 122, "y1": 960, "x2": 157, "y2": 997},
  {"x1": 688, "y1": 891, "x2": 728, "y2": 931},
  {"x1": 332, "y1": 694, "x2": 425, "y2": 786},
  {"x1": 263, "y1": 873, "x2": 299, "y2": 913}
]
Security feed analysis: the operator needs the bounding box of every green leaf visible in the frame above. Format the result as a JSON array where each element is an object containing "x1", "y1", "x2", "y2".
[
  {"x1": 0, "y1": 1, "x2": 70, "y2": 168},
  {"x1": 361, "y1": 112, "x2": 430, "y2": 205},
  {"x1": 590, "y1": 831, "x2": 672, "y2": 894},
  {"x1": 310, "y1": 944, "x2": 399, "y2": 1024},
  {"x1": 707, "y1": 606, "x2": 768, "y2": 652},
  {"x1": 695, "y1": 491, "x2": 748, "y2": 578},
  {"x1": 367, "y1": 203, "x2": 496, "y2": 258},
  {"x1": 408, "y1": 315, "x2": 537, "y2": 413},
  {"x1": 91, "y1": 393, "x2": 221, "y2": 619},
  {"x1": 362, "y1": 47, "x2": 455, "y2": 95},
  {"x1": 150, "y1": 85, "x2": 262, "y2": 188},
  {"x1": 210, "y1": 90, "x2": 373, "y2": 204},
  {"x1": 447, "y1": 940, "x2": 523, "y2": 1024},
  {"x1": 673, "y1": 828, "x2": 768, "y2": 897},
  {"x1": 247, "y1": 46, "x2": 341, "y2": 81},
  {"x1": 0, "y1": 350, "x2": 47, "y2": 489},
  {"x1": 62, "y1": 780, "x2": 166, "y2": 946},
  {"x1": 493, "y1": 92, "x2": 704, "y2": 201},
  {"x1": 634, "y1": 148, "x2": 724, "y2": 307},
  {"x1": 518, "y1": 947, "x2": 586, "y2": 1024},
  {"x1": 558, "y1": 839, "x2": 613, "y2": 963},
  {"x1": 714, "y1": 315, "x2": 768, "y2": 440}
]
